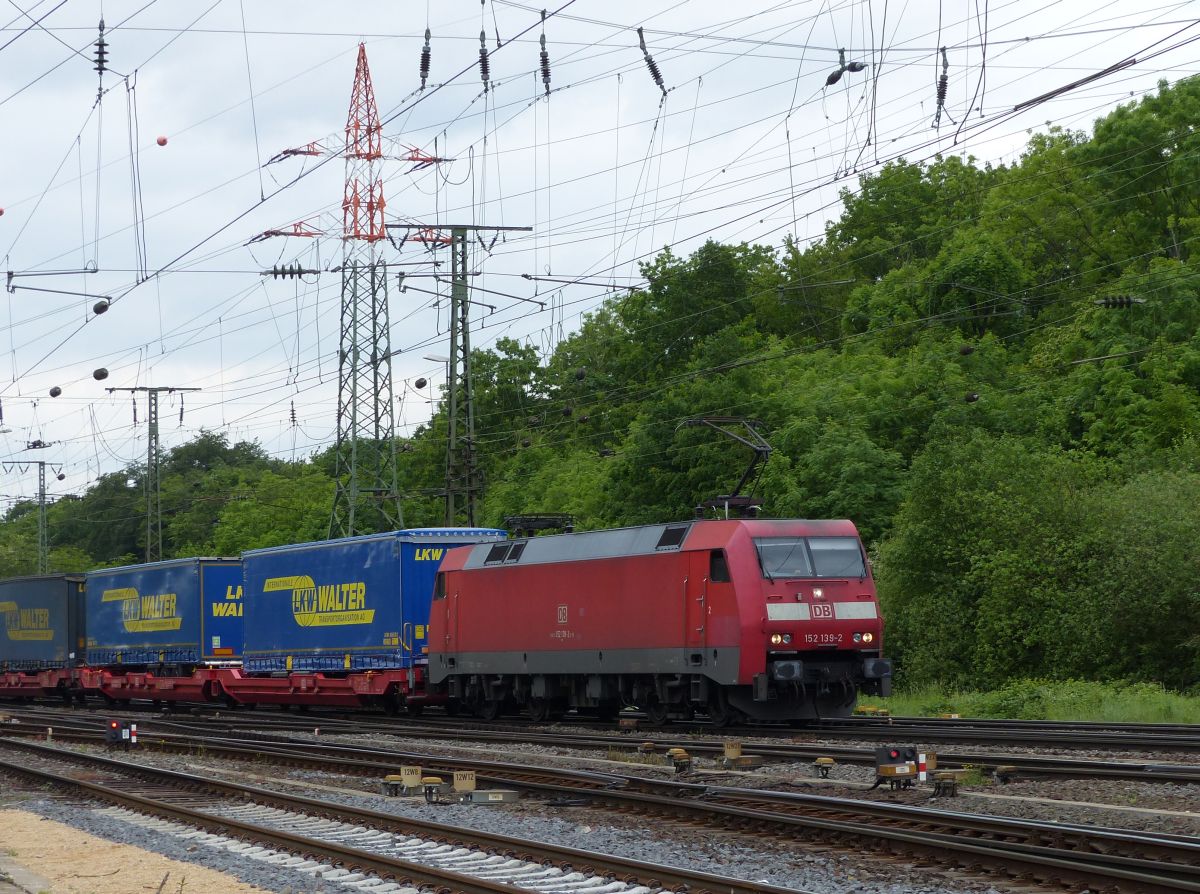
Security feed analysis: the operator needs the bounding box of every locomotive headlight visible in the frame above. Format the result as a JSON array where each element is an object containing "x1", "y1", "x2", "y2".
[
  {"x1": 812, "y1": 588, "x2": 823, "y2": 598},
  {"x1": 862, "y1": 632, "x2": 874, "y2": 644},
  {"x1": 782, "y1": 634, "x2": 792, "y2": 644},
  {"x1": 770, "y1": 633, "x2": 783, "y2": 645},
  {"x1": 853, "y1": 633, "x2": 862, "y2": 643}
]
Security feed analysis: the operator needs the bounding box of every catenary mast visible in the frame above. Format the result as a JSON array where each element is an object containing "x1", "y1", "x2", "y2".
[{"x1": 329, "y1": 44, "x2": 403, "y2": 537}]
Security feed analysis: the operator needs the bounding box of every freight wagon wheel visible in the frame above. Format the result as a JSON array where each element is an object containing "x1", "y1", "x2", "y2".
[{"x1": 477, "y1": 699, "x2": 502, "y2": 722}]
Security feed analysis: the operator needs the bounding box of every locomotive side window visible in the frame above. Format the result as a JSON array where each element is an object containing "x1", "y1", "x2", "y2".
[
  {"x1": 506, "y1": 542, "x2": 527, "y2": 563},
  {"x1": 433, "y1": 572, "x2": 446, "y2": 601},
  {"x1": 484, "y1": 542, "x2": 512, "y2": 564},
  {"x1": 655, "y1": 525, "x2": 689, "y2": 550},
  {"x1": 754, "y1": 538, "x2": 813, "y2": 579},
  {"x1": 808, "y1": 537, "x2": 866, "y2": 578},
  {"x1": 709, "y1": 550, "x2": 730, "y2": 582}
]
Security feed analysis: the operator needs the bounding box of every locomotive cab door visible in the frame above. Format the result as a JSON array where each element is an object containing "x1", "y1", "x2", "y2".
[
  {"x1": 435, "y1": 572, "x2": 457, "y2": 656},
  {"x1": 685, "y1": 552, "x2": 709, "y2": 652}
]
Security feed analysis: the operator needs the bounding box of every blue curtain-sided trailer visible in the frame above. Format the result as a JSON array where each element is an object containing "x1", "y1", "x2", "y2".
[
  {"x1": 0, "y1": 574, "x2": 85, "y2": 671},
  {"x1": 85, "y1": 558, "x2": 243, "y2": 666},
  {"x1": 242, "y1": 528, "x2": 505, "y2": 673}
]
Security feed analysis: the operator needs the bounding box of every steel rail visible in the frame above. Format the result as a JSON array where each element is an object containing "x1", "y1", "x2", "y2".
[
  {"x1": 0, "y1": 738, "x2": 804, "y2": 894},
  {"x1": 2, "y1": 724, "x2": 1198, "y2": 892},
  {"x1": 6, "y1": 709, "x2": 1200, "y2": 783},
  {"x1": 0, "y1": 757, "x2": 547, "y2": 894},
  {"x1": 8, "y1": 703, "x2": 1200, "y2": 750},
  {"x1": 133, "y1": 713, "x2": 1200, "y2": 784}
]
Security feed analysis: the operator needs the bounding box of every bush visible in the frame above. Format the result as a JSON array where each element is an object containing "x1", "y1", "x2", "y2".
[{"x1": 876, "y1": 679, "x2": 1200, "y2": 723}]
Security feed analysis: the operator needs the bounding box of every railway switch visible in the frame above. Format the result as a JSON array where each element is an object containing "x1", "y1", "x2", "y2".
[
  {"x1": 666, "y1": 747, "x2": 692, "y2": 773},
  {"x1": 422, "y1": 775, "x2": 450, "y2": 804},
  {"x1": 932, "y1": 769, "x2": 966, "y2": 797},
  {"x1": 811, "y1": 756, "x2": 836, "y2": 778},
  {"x1": 993, "y1": 765, "x2": 1019, "y2": 784},
  {"x1": 383, "y1": 766, "x2": 431, "y2": 796}
]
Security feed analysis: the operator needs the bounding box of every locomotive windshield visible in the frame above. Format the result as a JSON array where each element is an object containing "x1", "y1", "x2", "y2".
[{"x1": 755, "y1": 536, "x2": 866, "y2": 579}]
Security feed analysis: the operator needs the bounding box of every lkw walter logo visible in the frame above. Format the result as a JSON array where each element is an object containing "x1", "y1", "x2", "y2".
[
  {"x1": 264, "y1": 576, "x2": 375, "y2": 628},
  {"x1": 0, "y1": 601, "x2": 54, "y2": 641},
  {"x1": 101, "y1": 588, "x2": 183, "y2": 633}
]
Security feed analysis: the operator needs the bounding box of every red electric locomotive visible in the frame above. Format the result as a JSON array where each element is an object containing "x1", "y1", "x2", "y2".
[{"x1": 429, "y1": 519, "x2": 892, "y2": 724}]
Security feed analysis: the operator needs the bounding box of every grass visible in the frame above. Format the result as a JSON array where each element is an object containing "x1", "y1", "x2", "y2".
[{"x1": 873, "y1": 679, "x2": 1200, "y2": 723}]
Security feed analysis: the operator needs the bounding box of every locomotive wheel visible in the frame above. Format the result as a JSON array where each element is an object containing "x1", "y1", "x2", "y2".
[
  {"x1": 527, "y1": 698, "x2": 551, "y2": 723},
  {"x1": 406, "y1": 703, "x2": 424, "y2": 718},
  {"x1": 707, "y1": 690, "x2": 738, "y2": 728},
  {"x1": 477, "y1": 699, "x2": 502, "y2": 722},
  {"x1": 643, "y1": 700, "x2": 670, "y2": 727}
]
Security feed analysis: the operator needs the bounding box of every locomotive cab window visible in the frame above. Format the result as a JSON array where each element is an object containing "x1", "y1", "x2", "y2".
[
  {"x1": 709, "y1": 549, "x2": 730, "y2": 583},
  {"x1": 433, "y1": 572, "x2": 446, "y2": 601},
  {"x1": 809, "y1": 537, "x2": 866, "y2": 579},
  {"x1": 754, "y1": 537, "x2": 866, "y2": 579},
  {"x1": 755, "y1": 538, "x2": 813, "y2": 579}
]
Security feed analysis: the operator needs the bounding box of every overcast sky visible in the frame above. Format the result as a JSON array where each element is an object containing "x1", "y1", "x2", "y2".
[{"x1": 0, "y1": 0, "x2": 1197, "y2": 509}]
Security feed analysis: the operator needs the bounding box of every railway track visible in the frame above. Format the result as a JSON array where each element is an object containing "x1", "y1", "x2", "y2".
[
  {"x1": 164, "y1": 715, "x2": 1200, "y2": 783},
  {"x1": 802, "y1": 719, "x2": 1200, "y2": 752},
  {"x1": 0, "y1": 736, "x2": 800, "y2": 894},
  {"x1": 2, "y1": 720, "x2": 1198, "y2": 892},
  {"x1": 9, "y1": 706, "x2": 1197, "y2": 784},
  {"x1": 9, "y1": 699, "x2": 1200, "y2": 749}
]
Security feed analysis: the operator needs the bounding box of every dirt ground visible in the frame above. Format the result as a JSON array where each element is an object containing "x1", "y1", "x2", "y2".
[{"x1": 0, "y1": 809, "x2": 267, "y2": 894}]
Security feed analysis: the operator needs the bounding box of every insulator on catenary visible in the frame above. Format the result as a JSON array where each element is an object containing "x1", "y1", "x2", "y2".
[
  {"x1": 539, "y1": 10, "x2": 551, "y2": 96},
  {"x1": 94, "y1": 19, "x2": 108, "y2": 75},
  {"x1": 933, "y1": 47, "x2": 955, "y2": 128},
  {"x1": 637, "y1": 27, "x2": 666, "y2": 97},
  {"x1": 289, "y1": 401, "x2": 297, "y2": 426},
  {"x1": 420, "y1": 28, "x2": 431, "y2": 89},
  {"x1": 479, "y1": 30, "x2": 490, "y2": 91}
]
